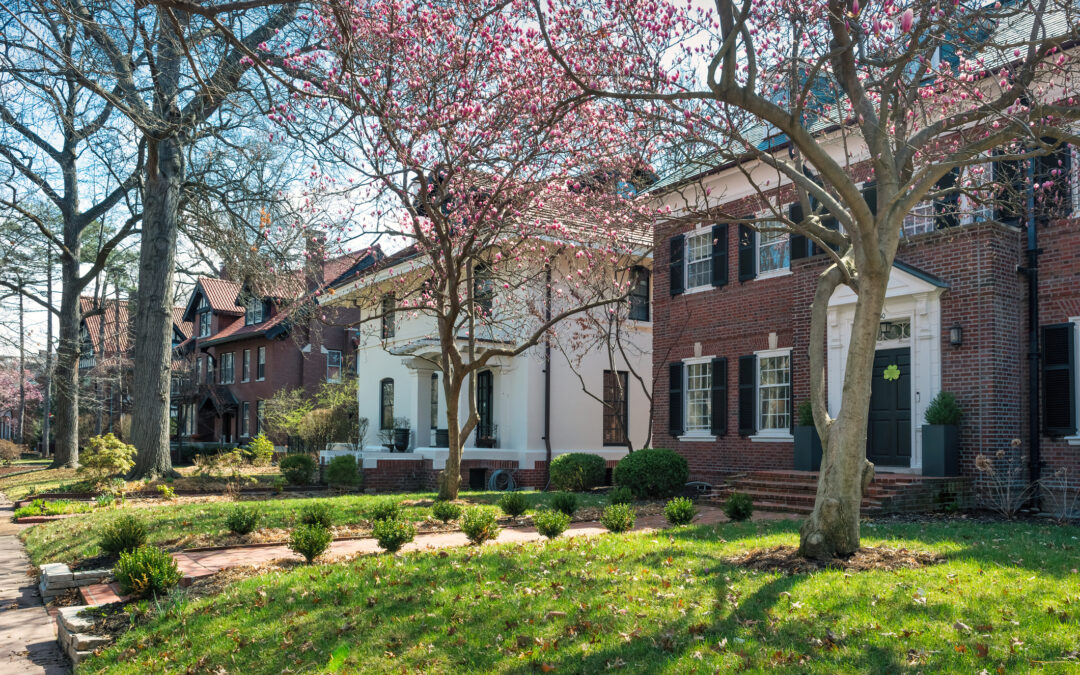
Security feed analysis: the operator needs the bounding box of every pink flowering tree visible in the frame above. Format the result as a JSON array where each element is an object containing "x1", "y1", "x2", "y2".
[
  {"x1": 275, "y1": 0, "x2": 657, "y2": 499},
  {"x1": 0, "y1": 367, "x2": 44, "y2": 440},
  {"x1": 537, "y1": 0, "x2": 1080, "y2": 557}
]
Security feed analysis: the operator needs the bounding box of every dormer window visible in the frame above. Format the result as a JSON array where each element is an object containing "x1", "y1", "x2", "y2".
[
  {"x1": 245, "y1": 296, "x2": 265, "y2": 326},
  {"x1": 197, "y1": 296, "x2": 211, "y2": 338}
]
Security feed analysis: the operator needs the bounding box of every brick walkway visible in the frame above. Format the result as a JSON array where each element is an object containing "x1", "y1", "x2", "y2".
[{"x1": 82, "y1": 506, "x2": 791, "y2": 605}]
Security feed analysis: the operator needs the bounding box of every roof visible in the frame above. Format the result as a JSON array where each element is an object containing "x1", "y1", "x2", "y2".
[
  {"x1": 183, "y1": 278, "x2": 244, "y2": 322},
  {"x1": 171, "y1": 308, "x2": 192, "y2": 340},
  {"x1": 79, "y1": 297, "x2": 131, "y2": 356}
]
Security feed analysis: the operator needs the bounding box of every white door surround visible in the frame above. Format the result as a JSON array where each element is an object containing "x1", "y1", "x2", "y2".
[{"x1": 827, "y1": 263, "x2": 948, "y2": 471}]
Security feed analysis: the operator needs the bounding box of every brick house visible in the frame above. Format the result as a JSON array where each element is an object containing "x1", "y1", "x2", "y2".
[{"x1": 173, "y1": 248, "x2": 380, "y2": 447}]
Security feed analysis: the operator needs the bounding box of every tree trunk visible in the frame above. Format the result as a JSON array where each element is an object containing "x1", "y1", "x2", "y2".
[
  {"x1": 129, "y1": 135, "x2": 182, "y2": 480},
  {"x1": 799, "y1": 268, "x2": 888, "y2": 559},
  {"x1": 51, "y1": 259, "x2": 81, "y2": 467},
  {"x1": 439, "y1": 388, "x2": 463, "y2": 500}
]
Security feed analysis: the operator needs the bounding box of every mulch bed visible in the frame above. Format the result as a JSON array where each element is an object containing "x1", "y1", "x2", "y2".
[
  {"x1": 70, "y1": 554, "x2": 118, "y2": 573},
  {"x1": 0, "y1": 465, "x2": 48, "y2": 477},
  {"x1": 78, "y1": 602, "x2": 133, "y2": 640},
  {"x1": 727, "y1": 545, "x2": 944, "y2": 575}
]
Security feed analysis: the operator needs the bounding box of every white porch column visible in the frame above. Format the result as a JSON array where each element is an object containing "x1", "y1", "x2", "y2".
[{"x1": 403, "y1": 357, "x2": 434, "y2": 448}]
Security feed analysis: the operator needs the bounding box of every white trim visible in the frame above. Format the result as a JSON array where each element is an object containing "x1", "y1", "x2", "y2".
[
  {"x1": 683, "y1": 225, "x2": 714, "y2": 293},
  {"x1": 749, "y1": 433, "x2": 794, "y2": 443},
  {"x1": 753, "y1": 210, "x2": 791, "y2": 280},
  {"x1": 754, "y1": 268, "x2": 792, "y2": 281},
  {"x1": 754, "y1": 347, "x2": 792, "y2": 434},
  {"x1": 678, "y1": 434, "x2": 717, "y2": 442},
  {"x1": 1067, "y1": 317, "x2": 1080, "y2": 445},
  {"x1": 682, "y1": 355, "x2": 714, "y2": 434},
  {"x1": 1072, "y1": 138, "x2": 1080, "y2": 218}
]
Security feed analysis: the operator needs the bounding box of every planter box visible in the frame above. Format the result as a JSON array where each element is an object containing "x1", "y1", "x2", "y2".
[
  {"x1": 393, "y1": 428, "x2": 411, "y2": 452},
  {"x1": 793, "y1": 426, "x2": 823, "y2": 471},
  {"x1": 922, "y1": 424, "x2": 959, "y2": 477}
]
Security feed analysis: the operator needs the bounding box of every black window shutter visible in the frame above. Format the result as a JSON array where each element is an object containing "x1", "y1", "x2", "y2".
[
  {"x1": 789, "y1": 202, "x2": 809, "y2": 259},
  {"x1": 1043, "y1": 323, "x2": 1076, "y2": 436},
  {"x1": 711, "y1": 224, "x2": 729, "y2": 287},
  {"x1": 668, "y1": 362, "x2": 684, "y2": 436},
  {"x1": 710, "y1": 357, "x2": 728, "y2": 436},
  {"x1": 669, "y1": 234, "x2": 685, "y2": 296},
  {"x1": 738, "y1": 355, "x2": 757, "y2": 435},
  {"x1": 737, "y1": 225, "x2": 756, "y2": 282},
  {"x1": 861, "y1": 181, "x2": 878, "y2": 218},
  {"x1": 933, "y1": 170, "x2": 959, "y2": 230}
]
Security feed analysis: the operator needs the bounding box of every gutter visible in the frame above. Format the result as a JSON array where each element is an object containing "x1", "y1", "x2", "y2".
[{"x1": 1021, "y1": 159, "x2": 1043, "y2": 496}]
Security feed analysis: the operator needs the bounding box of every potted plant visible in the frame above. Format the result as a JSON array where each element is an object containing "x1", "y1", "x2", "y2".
[
  {"x1": 392, "y1": 417, "x2": 412, "y2": 452},
  {"x1": 377, "y1": 428, "x2": 395, "y2": 452},
  {"x1": 793, "y1": 400, "x2": 823, "y2": 471},
  {"x1": 922, "y1": 391, "x2": 962, "y2": 476}
]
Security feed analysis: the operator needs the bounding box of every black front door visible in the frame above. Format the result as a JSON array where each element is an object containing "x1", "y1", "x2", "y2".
[{"x1": 866, "y1": 347, "x2": 911, "y2": 466}]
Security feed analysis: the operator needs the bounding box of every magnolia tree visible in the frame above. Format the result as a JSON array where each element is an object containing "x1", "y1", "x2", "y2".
[
  {"x1": 268, "y1": 0, "x2": 657, "y2": 499},
  {"x1": 537, "y1": 0, "x2": 1080, "y2": 557}
]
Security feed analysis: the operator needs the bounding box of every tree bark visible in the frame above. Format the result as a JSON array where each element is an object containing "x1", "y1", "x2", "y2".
[
  {"x1": 439, "y1": 385, "x2": 463, "y2": 500},
  {"x1": 50, "y1": 259, "x2": 82, "y2": 468}
]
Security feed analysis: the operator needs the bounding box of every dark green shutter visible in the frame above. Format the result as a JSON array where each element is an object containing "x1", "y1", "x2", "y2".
[
  {"x1": 737, "y1": 225, "x2": 756, "y2": 282},
  {"x1": 738, "y1": 355, "x2": 757, "y2": 435},
  {"x1": 1043, "y1": 323, "x2": 1076, "y2": 436},
  {"x1": 711, "y1": 357, "x2": 728, "y2": 436},
  {"x1": 711, "y1": 224, "x2": 728, "y2": 287},
  {"x1": 669, "y1": 234, "x2": 685, "y2": 296},
  {"x1": 668, "y1": 362, "x2": 684, "y2": 436}
]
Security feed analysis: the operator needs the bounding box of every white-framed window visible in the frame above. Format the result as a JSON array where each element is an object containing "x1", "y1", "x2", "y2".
[
  {"x1": 684, "y1": 358, "x2": 712, "y2": 434},
  {"x1": 903, "y1": 200, "x2": 935, "y2": 236},
  {"x1": 219, "y1": 352, "x2": 235, "y2": 384},
  {"x1": 197, "y1": 295, "x2": 211, "y2": 338},
  {"x1": 684, "y1": 229, "x2": 712, "y2": 290},
  {"x1": 241, "y1": 349, "x2": 250, "y2": 382},
  {"x1": 255, "y1": 400, "x2": 265, "y2": 434},
  {"x1": 256, "y1": 346, "x2": 266, "y2": 381},
  {"x1": 326, "y1": 349, "x2": 342, "y2": 382},
  {"x1": 756, "y1": 218, "x2": 790, "y2": 277},
  {"x1": 245, "y1": 297, "x2": 264, "y2": 325},
  {"x1": 240, "y1": 401, "x2": 250, "y2": 437},
  {"x1": 756, "y1": 349, "x2": 791, "y2": 435}
]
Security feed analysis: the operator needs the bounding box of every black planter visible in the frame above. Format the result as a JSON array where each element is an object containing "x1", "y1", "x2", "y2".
[
  {"x1": 793, "y1": 426, "x2": 823, "y2": 471},
  {"x1": 434, "y1": 429, "x2": 449, "y2": 448},
  {"x1": 393, "y1": 428, "x2": 411, "y2": 452},
  {"x1": 921, "y1": 424, "x2": 959, "y2": 476}
]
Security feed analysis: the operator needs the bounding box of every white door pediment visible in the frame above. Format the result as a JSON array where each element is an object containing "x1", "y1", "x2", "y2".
[{"x1": 828, "y1": 263, "x2": 946, "y2": 307}]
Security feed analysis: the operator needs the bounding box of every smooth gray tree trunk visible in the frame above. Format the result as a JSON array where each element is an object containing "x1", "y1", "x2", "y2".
[{"x1": 50, "y1": 258, "x2": 81, "y2": 468}]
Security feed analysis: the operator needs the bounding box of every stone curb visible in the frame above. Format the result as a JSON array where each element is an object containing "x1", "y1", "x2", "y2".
[{"x1": 56, "y1": 605, "x2": 110, "y2": 666}]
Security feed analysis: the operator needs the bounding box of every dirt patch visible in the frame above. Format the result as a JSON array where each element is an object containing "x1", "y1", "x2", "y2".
[
  {"x1": 78, "y1": 602, "x2": 133, "y2": 640},
  {"x1": 727, "y1": 545, "x2": 944, "y2": 574},
  {"x1": 183, "y1": 560, "x2": 298, "y2": 600},
  {"x1": 70, "y1": 554, "x2": 118, "y2": 572}
]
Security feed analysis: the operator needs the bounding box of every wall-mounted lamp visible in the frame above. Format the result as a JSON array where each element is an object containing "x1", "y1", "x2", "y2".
[{"x1": 949, "y1": 323, "x2": 963, "y2": 347}]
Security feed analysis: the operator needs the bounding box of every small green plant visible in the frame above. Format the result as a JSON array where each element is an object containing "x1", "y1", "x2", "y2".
[
  {"x1": 99, "y1": 515, "x2": 148, "y2": 556},
  {"x1": 371, "y1": 518, "x2": 417, "y2": 553},
  {"x1": 606, "y1": 486, "x2": 633, "y2": 505},
  {"x1": 797, "y1": 400, "x2": 815, "y2": 427},
  {"x1": 600, "y1": 503, "x2": 636, "y2": 533},
  {"x1": 664, "y1": 497, "x2": 697, "y2": 526},
  {"x1": 299, "y1": 502, "x2": 334, "y2": 528},
  {"x1": 225, "y1": 505, "x2": 260, "y2": 535},
  {"x1": 113, "y1": 546, "x2": 182, "y2": 598},
  {"x1": 460, "y1": 507, "x2": 501, "y2": 545},
  {"x1": 79, "y1": 434, "x2": 137, "y2": 487},
  {"x1": 431, "y1": 500, "x2": 462, "y2": 523},
  {"x1": 367, "y1": 499, "x2": 402, "y2": 522},
  {"x1": 324, "y1": 454, "x2": 362, "y2": 488},
  {"x1": 244, "y1": 433, "x2": 275, "y2": 466},
  {"x1": 533, "y1": 509, "x2": 571, "y2": 539},
  {"x1": 497, "y1": 492, "x2": 529, "y2": 517},
  {"x1": 925, "y1": 391, "x2": 963, "y2": 426},
  {"x1": 95, "y1": 493, "x2": 115, "y2": 508},
  {"x1": 156, "y1": 484, "x2": 176, "y2": 500},
  {"x1": 13, "y1": 499, "x2": 91, "y2": 518},
  {"x1": 613, "y1": 448, "x2": 689, "y2": 499},
  {"x1": 272, "y1": 476, "x2": 287, "y2": 493},
  {"x1": 289, "y1": 523, "x2": 333, "y2": 563},
  {"x1": 548, "y1": 453, "x2": 607, "y2": 491},
  {"x1": 723, "y1": 492, "x2": 754, "y2": 522},
  {"x1": 279, "y1": 453, "x2": 318, "y2": 486},
  {"x1": 549, "y1": 492, "x2": 578, "y2": 516}
]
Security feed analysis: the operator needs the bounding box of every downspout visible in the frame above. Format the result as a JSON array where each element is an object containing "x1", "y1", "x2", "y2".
[
  {"x1": 1023, "y1": 158, "x2": 1042, "y2": 494},
  {"x1": 543, "y1": 265, "x2": 552, "y2": 490}
]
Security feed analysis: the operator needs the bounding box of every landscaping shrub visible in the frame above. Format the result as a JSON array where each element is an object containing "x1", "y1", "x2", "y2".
[
  {"x1": 797, "y1": 400, "x2": 815, "y2": 427},
  {"x1": 367, "y1": 499, "x2": 402, "y2": 522},
  {"x1": 13, "y1": 499, "x2": 91, "y2": 518},
  {"x1": 925, "y1": 391, "x2": 963, "y2": 425},
  {"x1": 549, "y1": 491, "x2": 578, "y2": 516},
  {"x1": 299, "y1": 502, "x2": 334, "y2": 528},
  {"x1": 225, "y1": 505, "x2": 260, "y2": 535},
  {"x1": 79, "y1": 434, "x2": 137, "y2": 486},
  {"x1": 497, "y1": 492, "x2": 529, "y2": 517},
  {"x1": 272, "y1": 476, "x2": 287, "y2": 494},
  {"x1": 0, "y1": 439, "x2": 23, "y2": 465},
  {"x1": 613, "y1": 448, "x2": 689, "y2": 498},
  {"x1": 430, "y1": 500, "x2": 462, "y2": 523},
  {"x1": 244, "y1": 433, "x2": 275, "y2": 466},
  {"x1": 325, "y1": 454, "x2": 362, "y2": 488},
  {"x1": 460, "y1": 507, "x2": 501, "y2": 545},
  {"x1": 371, "y1": 518, "x2": 417, "y2": 553},
  {"x1": 99, "y1": 515, "x2": 147, "y2": 555},
  {"x1": 279, "y1": 453, "x2": 317, "y2": 486},
  {"x1": 723, "y1": 492, "x2": 754, "y2": 522},
  {"x1": 600, "y1": 503, "x2": 636, "y2": 533},
  {"x1": 113, "y1": 546, "x2": 182, "y2": 598},
  {"x1": 548, "y1": 453, "x2": 606, "y2": 491},
  {"x1": 289, "y1": 524, "x2": 333, "y2": 563},
  {"x1": 533, "y1": 509, "x2": 571, "y2": 539},
  {"x1": 606, "y1": 486, "x2": 633, "y2": 505},
  {"x1": 664, "y1": 497, "x2": 697, "y2": 526},
  {"x1": 156, "y1": 484, "x2": 176, "y2": 500}
]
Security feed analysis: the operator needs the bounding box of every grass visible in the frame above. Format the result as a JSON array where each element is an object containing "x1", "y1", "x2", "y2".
[
  {"x1": 13, "y1": 498, "x2": 93, "y2": 519},
  {"x1": 79, "y1": 518, "x2": 1080, "y2": 674},
  {"x1": 0, "y1": 466, "x2": 82, "y2": 500},
  {"x1": 21, "y1": 490, "x2": 606, "y2": 565}
]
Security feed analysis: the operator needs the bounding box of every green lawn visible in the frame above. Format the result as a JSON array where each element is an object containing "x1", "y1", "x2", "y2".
[
  {"x1": 21, "y1": 490, "x2": 607, "y2": 565},
  {"x1": 0, "y1": 466, "x2": 82, "y2": 500},
  {"x1": 79, "y1": 518, "x2": 1080, "y2": 674}
]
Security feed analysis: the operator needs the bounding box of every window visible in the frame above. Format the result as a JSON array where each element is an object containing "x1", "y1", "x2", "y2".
[
  {"x1": 244, "y1": 296, "x2": 264, "y2": 325},
  {"x1": 242, "y1": 349, "x2": 250, "y2": 382},
  {"x1": 256, "y1": 346, "x2": 266, "y2": 381},
  {"x1": 903, "y1": 201, "x2": 935, "y2": 237},
  {"x1": 219, "y1": 352, "x2": 235, "y2": 384},
  {"x1": 194, "y1": 357, "x2": 201, "y2": 384},
  {"x1": 757, "y1": 352, "x2": 791, "y2": 433},
  {"x1": 240, "y1": 401, "x2": 250, "y2": 437},
  {"x1": 685, "y1": 361, "x2": 711, "y2": 432},
  {"x1": 474, "y1": 263, "x2": 494, "y2": 316},
  {"x1": 1043, "y1": 322, "x2": 1077, "y2": 438},
  {"x1": 206, "y1": 356, "x2": 214, "y2": 384},
  {"x1": 326, "y1": 350, "x2": 342, "y2": 382},
  {"x1": 477, "y1": 370, "x2": 494, "y2": 439},
  {"x1": 198, "y1": 311, "x2": 211, "y2": 338},
  {"x1": 757, "y1": 225, "x2": 790, "y2": 276},
  {"x1": 603, "y1": 370, "x2": 629, "y2": 445},
  {"x1": 380, "y1": 378, "x2": 394, "y2": 429},
  {"x1": 628, "y1": 266, "x2": 650, "y2": 321},
  {"x1": 381, "y1": 294, "x2": 396, "y2": 339},
  {"x1": 430, "y1": 373, "x2": 439, "y2": 430},
  {"x1": 685, "y1": 230, "x2": 712, "y2": 289},
  {"x1": 255, "y1": 400, "x2": 264, "y2": 434}
]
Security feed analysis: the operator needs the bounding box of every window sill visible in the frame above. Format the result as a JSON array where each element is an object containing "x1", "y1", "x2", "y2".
[
  {"x1": 749, "y1": 432, "x2": 794, "y2": 443},
  {"x1": 682, "y1": 285, "x2": 713, "y2": 296},
  {"x1": 754, "y1": 269, "x2": 792, "y2": 281},
  {"x1": 678, "y1": 434, "x2": 716, "y2": 442},
  {"x1": 1065, "y1": 435, "x2": 1080, "y2": 447}
]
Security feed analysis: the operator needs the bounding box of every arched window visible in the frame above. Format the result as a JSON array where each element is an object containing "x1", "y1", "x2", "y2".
[{"x1": 380, "y1": 378, "x2": 395, "y2": 430}]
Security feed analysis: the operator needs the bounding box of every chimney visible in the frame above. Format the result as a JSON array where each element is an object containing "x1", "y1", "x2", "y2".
[{"x1": 305, "y1": 230, "x2": 327, "y2": 292}]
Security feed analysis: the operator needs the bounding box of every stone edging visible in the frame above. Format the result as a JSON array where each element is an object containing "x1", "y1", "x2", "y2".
[
  {"x1": 15, "y1": 485, "x2": 330, "y2": 507},
  {"x1": 56, "y1": 605, "x2": 111, "y2": 666},
  {"x1": 39, "y1": 562, "x2": 111, "y2": 601}
]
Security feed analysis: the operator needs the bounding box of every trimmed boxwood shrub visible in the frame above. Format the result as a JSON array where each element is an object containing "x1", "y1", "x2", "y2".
[
  {"x1": 113, "y1": 546, "x2": 181, "y2": 598},
  {"x1": 606, "y1": 486, "x2": 633, "y2": 505},
  {"x1": 372, "y1": 518, "x2": 417, "y2": 553},
  {"x1": 99, "y1": 515, "x2": 147, "y2": 556},
  {"x1": 497, "y1": 492, "x2": 529, "y2": 517},
  {"x1": 325, "y1": 454, "x2": 361, "y2": 488},
  {"x1": 289, "y1": 524, "x2": 333, "y2": 563},
  {"x1": 279, "y1": 453, "x2": 318, "y2": 485},
  {"x1": 600, "y1": 503, "x2": 636, "y2": 533},
  {"x1": 723, "y1": 492, "x2": 754, "y2": 522},
  {"x1": 431, "y1": 500, "x2": 462, "y2": 523},
  {"x1": 367, "y1": 499, "x2": 402, "y2": 522},
  {"x1": 925, "y1": 391, "x2": 963, "y2": 425},
  {"x1": 549, "y1": 453, "x2": 606, "y2": 491},
  {"x1": 533, "y1": 509, "x2": 571, "y2": 539},
  {"x1": 460, "y1": 507, "x2": 501, "y2": 545},
  {"x1": 225, "y1": 505, "x2": 260, "y2": 535},
  {"x1": 664, "y1": 497, "x2": 697, "y2": 526},
  {"x1": 299, "y1": 502, "x2": 334, "y2": 528},
  {"x1": 549, "y1": 492, "x2": 578, "y2": 516},
  {"x1": 613, "y1": 448, "x2": 689, "y2": 498}
]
